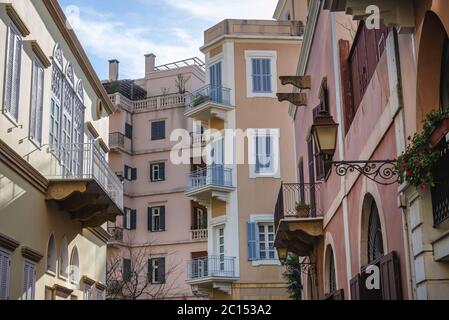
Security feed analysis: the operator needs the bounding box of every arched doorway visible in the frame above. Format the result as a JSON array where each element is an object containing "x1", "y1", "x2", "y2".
[{"x1": 325, "y1": 245, "x2": 337, "y2": 295}]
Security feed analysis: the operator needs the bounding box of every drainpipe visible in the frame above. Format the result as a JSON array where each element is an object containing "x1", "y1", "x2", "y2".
[{"x1": 330, "y1": 12, "x2": 353, "y2": 298}]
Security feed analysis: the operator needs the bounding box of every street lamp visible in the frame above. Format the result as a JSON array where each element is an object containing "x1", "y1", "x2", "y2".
[
  {"x1": 277, "y1": 247, "x2": 289, "y2": 265},
  {"x1": 311, "y1": 113, "x2": 339, "y2": 156}
]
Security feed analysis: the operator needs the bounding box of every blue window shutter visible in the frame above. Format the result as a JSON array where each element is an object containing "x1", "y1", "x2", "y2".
[
  {"x1": 262, "y1": 59, "x2": 272, "y2": 92},
  {"x1": 123, "y1": 208, "x2": 129, "y2": 229},
  {"x1": 255, "y1": 137, "x2": 260, "y2": 173},
  {"x1": 124, "y1": 165, "x2": 129, "y2": 180},
  {"x1": 247, "y1": 222, "x2": 259, "y2": 261},
  {"x1": 131, "y1": 168, "x2": 137, "y2": 181},
  {"x1": 159, "y1": 163, "x2": 165, "y2": 181},
  {"x1": 252, "y1": 59, "x2": 260, "y2": 92}
]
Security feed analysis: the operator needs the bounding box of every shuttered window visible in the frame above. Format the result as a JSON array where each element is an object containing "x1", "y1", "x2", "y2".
[
  {"x1": 124, "y1": 165, "x2": 137, "y2": 181},
  {"x1": 4, "y1": 24, "x2": 22, "y2": 122},
  {"x1": 151, "y1": 121, "x2": 165, "y2": 140},
  {"x1": 148, "y1": 258, "x2": 166, "y2": 284},
  {"x1": 252, "y1": 58, "x2": 272, "y2": 93},
  {"x1": 125, "y1": 123, "x2": 133, "y2": 139},
  {"x1": 148, "y1": 206, "x2": 166, "y2": 232},
  {"x1": 255, "y1": 136, "x2": 273, "y2": 174},
  {"x1": 22, "y1": 261, "x2": 36, "y2": 300},
  {"x1": 247, "y1": 222, "x2": 275, "y2": 261},
  {"x1": 0, "y1": 249, "x2": 11, "y2": 300},
  {"x1": 123, "y1": 208, "x2": 137, "y2": 230},
  {"x1": 30, "y1": 60, "x2": 45, "y2": 145},
  {"x1": 150, "y1": 163, "x2": 165, "y2": 182},
  {"x1": 123, "y1": 258, "x2": 131, "y2": 282}
]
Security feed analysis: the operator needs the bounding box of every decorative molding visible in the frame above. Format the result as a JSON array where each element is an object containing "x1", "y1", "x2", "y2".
[
  {"x1": 5, "y1": 4, "x2": 30, "y2": 37},
  {"x1": 0, "y1": 140, "x2": 48, "y2": 194},
  {"x1": 42, "y1": 0, "x2": 116, "y2": 115},
  {"x1": 88, "y1": 227, "x2": 112, "y2": 244},
  {"x1": 95, "y1": 282, "x2": 107, "y2": 291},
  {"x1": 97, "y1": 138, "x2": 110, "y2": 154},
  {"x1": 277, "y1": 93, "x2": 307, "y2": 106},
  {"x1": 46, "y1": 181, "x2": 88, "y2": 201},
  {"x1": 86, "y1": 122, "x2": 100, "y2": 139},
  {"x1": 82, "y1": 275, "x2": 96, "y2": 286},
  {"x1": 27, "y1": 40, "x2": 51, "y2": 68},
  {"x1": 0, "y1": 233, "x2": 20, "y2": 252},
  {"x1": 53, "y1": 284, "x2": 73, "y2": 298},
  {"x1": 279, "y1": 76, "x2": 311, "y2": 89},
  {"x1": 21, "y1": 247, "x2": 44, "y2": 263}
]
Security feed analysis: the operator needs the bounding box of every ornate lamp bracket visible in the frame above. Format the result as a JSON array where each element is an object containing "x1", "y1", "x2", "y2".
[{"x1": 332, "y1": 160, "x2": 399, "y2": 186}]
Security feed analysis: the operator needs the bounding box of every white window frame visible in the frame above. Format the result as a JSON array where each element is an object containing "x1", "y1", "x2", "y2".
[
  {"x1": 216, "y1": 226, "x2": 225, "y2": 271},
  {"x1": 0, "y1": 248, "x2": 12, "y2": 300},
  {"x1": 152, "y1": 207, "x2": 161, "y2": 232},
  {"x1": 29, "y1": 59, "x2": 45, "y2": 146},
  {"x1": 248, "y1": 129, "x2": 280, "y2": 179},
  {"x1": 258, "y1": 223, "x2": 276, "y2": 261},
  {"x1": 245, "y1": 50, "x2": 277, "y2": 98},
  {"x1": 124, "y1": 208, "x2": 132, "y2": 230},
  {"x1": 22, "y1": 260, "x2": 36, "y2": 300},
  {"x1": 3, "y1": 23, "x2": 22, "y2": 123},
  {"x1": 151, "y1": 259, "x2": 160, "y2": 284},
  {"x1": 250, "y1": 215, "x2": 280, "y2": 266}
]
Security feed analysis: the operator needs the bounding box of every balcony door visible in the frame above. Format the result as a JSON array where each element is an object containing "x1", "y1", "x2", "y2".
[
  {"x1": 210, "y1": 138, "x2": 225, "y2": 185},
  {"x1": 216, "y1": 226, "x2": 225, "y2": 273},
  {"x1": 209, "y1": 62, "x2": 222, "y2": 103}
]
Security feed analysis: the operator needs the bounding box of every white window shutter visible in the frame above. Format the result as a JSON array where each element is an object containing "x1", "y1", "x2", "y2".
[
  {"x1": 23, "y1": 261, "x2": 36, "y2": 300},
  {"x1": 11, "y1": 30, "x2": 22, "y2": 120},
  {"x1": 30, "y1": 62, "x2": 38, "y2": 141}
]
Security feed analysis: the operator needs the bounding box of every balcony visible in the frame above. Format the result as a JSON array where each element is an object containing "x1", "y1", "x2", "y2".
[
  {"x1": 109, "y1": 92, "x2": 185, "y2": 113},
  {"x1": 186, "y1": 256, "x2": 238, "y2": 294},
  {"x1": 190, "y1": 229, "x2": 208, "y2": 242},
  {"x1": 185, "y1": 165, "x2": 235, "y2": 201},
  {"x1": 46, "y1": 143, "x2": 123, "y2": 228},
  {"x1": 109, "y1": 132, "x2": 130, "y2": 153},
  {"x1": 274, "y1": 183, "x2": 324, "y2": 257},
  {"x1": 185, "y1": 85, "x2": 233, "y2": 121}
]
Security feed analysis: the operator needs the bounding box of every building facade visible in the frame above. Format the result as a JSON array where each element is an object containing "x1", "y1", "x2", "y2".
[
  {"x1": 105, "y1": 56, "x2": 207, "y2": 299},
  {"x1": 275, "y1": 0, "x2": 449, "y2": 300},
  {"x1": 0, "y1": 0, "x2": 122, "y2": 300},
  {"x1": 183, "y1": 14, "x2": 304, "y2": 299}
]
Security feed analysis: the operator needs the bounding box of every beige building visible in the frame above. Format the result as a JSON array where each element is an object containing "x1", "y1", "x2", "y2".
[
  {"x1": 0, "y1": 0, "x2": 122, "y2": 300},
  {"x1": 184, "y1": 6, "x2": 306, "y2": 299}
]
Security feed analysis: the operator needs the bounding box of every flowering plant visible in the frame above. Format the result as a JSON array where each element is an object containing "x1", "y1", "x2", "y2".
[{"x1": 397, "y1": 110, "x2": 449, "y2": 189}]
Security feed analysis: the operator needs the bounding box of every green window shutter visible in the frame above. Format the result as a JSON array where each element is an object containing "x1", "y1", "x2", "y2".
[
  {"x1": 158, "y1": 258, "x2": 166, "y2": 284},
  {"x1": 123, "y1": 208, "x2": 128, "y2": 229},
  {"x1": 123, "y1": 259, "x2": 131, "y2": 282},
  {"x1": 131, "y1": 210, "x2": 137, "y2": 230},
  {"x1": 160, "y1": 206, "x2": 166, "y2": 231},
  {"x1": 148, "y1": 259, "x2": 153, "y2": 284},
  {"x1": 159, "y1": 163, "x2": 165, "y2": 181},
  {"x1": 131, "y1": 168, "x2": 137, "y2": 181},
  {"x1": 148, "y1": 208, "x2": 153, "y2": 232}
]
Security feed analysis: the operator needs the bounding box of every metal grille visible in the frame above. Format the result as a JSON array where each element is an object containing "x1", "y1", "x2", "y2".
[
  {"x1": 368, "y1": 202, "x2": 384, "y2": 264},
  {"x1": 431, "y1": 141, "x2": 449, "y2": 226}
]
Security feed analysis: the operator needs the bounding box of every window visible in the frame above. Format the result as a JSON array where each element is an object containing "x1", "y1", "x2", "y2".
[
  {"x1": 327, "y1": 247, "x2": 337, "y2": 294},
  {"x1": 0, "y1": 249, "x2": 11, "y2": 300},
  {"x1": 123, "y1": 208, "x2": 137, "y2": 230},
  {"x1": 217, "y1": 227, "x2": 225, "y2": 271},
  {"x1": 96, "y1": 289, "x2": 105, "y2": 301},
  {"x1": 151, "y1": 121, "x2": 166, "y2": 140},
  {"x1": 148, "y1": 258, "x2": 165, "y2": 284},
  {"x1": 83, "y1": 284, "x2": 92, "y2": 300},
  {"x1": 192, "y1": 206, "x2": 207, "y2": 230},
  {"x1": 150, "y1": 163, "x2": 165, "y2": 182},
  {"x1": 248, "y1": 129, "x2": 280, "y2": 178},
  {"x1": 46, "y1": 235, "x2": 56, "y2": 274},
  {"x1": 368, "y1": 202, "x2": 384, "y2": 264},
  {"x1": 59, "y1": 238, "x2": 68, "y2": 278},
  {"x1": 148, "y1": 206, "x2": 166, "y2": 232},
  {"x1": 3, "y1": 24, "x2": 22, "y2": 122},
  {"x1": 125, "y1": 123, "x2": 133, "y2": 139},
  {"x1": 22, "y1": 260, "x2": 36, "y2": 300},
  {"x1": 245, "y1": 51, "x2": 277, "y2": 97},
  {"x1": 441, "y1": 35, "x2": 449, "y2": 111},
  {"x1": 247, "y1": 222, "x2": 276, "y2": 261},
  {"x1": 69, "y1": 247, "x2": 80, "y2": 285},
  {"x1": 29, "y1": 60, "x2": 44, "y2": 145},
  {"x1": 123, "y1": 258, "x2": 131, "y2": 282},
  {"x1": 124, "y1": 165, "x2": 137, "y2": 181}
]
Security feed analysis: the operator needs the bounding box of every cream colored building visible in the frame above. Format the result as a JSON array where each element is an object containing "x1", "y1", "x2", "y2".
[
  {"x1": 0, "y1": 0, "x2": 122, "y2": 300},
  {"x1": 184, "y1": 5, "x2": 306, "y2": 299}
]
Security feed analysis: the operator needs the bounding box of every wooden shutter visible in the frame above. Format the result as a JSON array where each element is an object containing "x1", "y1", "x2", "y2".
[
  {"x1": 339, "y1": 39, "x2": 355, "y2": 133},
  {"x1": 148, "y1": 259, "x2": 153, "y2": 283},
  {"x1": 380, "y1": 252, "x2": 403, "y2": 300},
  {"x1": 125, "y1": 123, "x2": 133, "y2": 139},
  {"x1": 247, "y1": 222, "x2": 259, "y2": 261},
  {"x1": 123, "y1": 208, "x2": 128, "y2": 229},
  {"x1": 123, "y1": 259, "x2": 131, "y2": 282},
  {"x1": 5, "y1": 26, "x2": 22, "y2": 120},
  {"x1": 158, "y1": 258, "x2": 166, "y2": 284},
  {"x1": 160, "y1": 206, "x2": 166, "y2": 231},
  {"x1": 0, "y1": 250, "x2": 11, "y2": 300},
  {"x1": 131, "y1": 210, "x2": 137, "y2": 230},
  {"x1": 23, "y1": 261, "x2": 36, "y2": 300},
  {"x1": 159, "y1": 163, "x2": 165, "y2": 181},
  {"x1": 148, "y1": 208, "x2": 153, "y2": 231},
  {"x1": 262, "y1": 59, "x2": 271, "y2": 92},
  {"x1": 131, "y1": 168, "x2": 137, "y2": 181},
  {"x1": 252, "y1": 59, "x2": 260, "y2": 92}
]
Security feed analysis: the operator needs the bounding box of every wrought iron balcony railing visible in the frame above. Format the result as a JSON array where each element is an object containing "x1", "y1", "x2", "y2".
[
  {"x1": 431, "y1": 141, "x2": 449, "y2": 226},
  {"x1": 109, "y1": 132, "x2": 125, "y2": 150},
  {"x1": 274, "y1": 183, "x2": 323, "y2": 234},
  {"x1": 187, "y1": 256, "x2": 236, "y2": 280},
  {"x1": 185, "y1": 85, "x2": 232, "y2": 113},
  {"x1": 187, "y1": 165, "x2": 234, "y2": 193},
  {"x1": 47, "y1": 143, "x2": 124, "y2": 210}
]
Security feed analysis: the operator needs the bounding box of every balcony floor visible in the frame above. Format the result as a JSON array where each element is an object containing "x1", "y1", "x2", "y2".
[{"x1": 185, "y1": 101, "x2": 234, "y2": 121}]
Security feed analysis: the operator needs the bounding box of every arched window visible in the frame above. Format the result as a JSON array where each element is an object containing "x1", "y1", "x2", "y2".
[
  {"x1": 326, "y1": 246, "x2": 337, "y2": 294},
  {"x1": 368, "y1": 201, "x2": 384, "y2": 264},
  {"x1": 46, "y1": 234, "x2": 57, "y2": 274},
  {"x1": 69, "y1": 247, "x2": 80, "y2": 284},
  {"x1": 59, "y1": 237, "x2": 68, "y2": 278},
  {"x1": 441, "y1": 35, "x2": 449, "y2": 111},
  {"x1": 53, "y1": 43, "x2": 63, "y2": 69}
]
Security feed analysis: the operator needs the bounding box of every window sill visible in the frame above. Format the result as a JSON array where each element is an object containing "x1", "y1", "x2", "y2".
[
  {"x1": 251, "y1": 260, "x2": 281, "y2": 267},
  {"x1": 2, "y1": 110, "x2": 21, "y2": 128},
  {"x1": 247, "y1": 92, "x2": 277, "y2": 99},
  {"x1": 46, "y1": 270, "x2": 57, "y2": 277}
]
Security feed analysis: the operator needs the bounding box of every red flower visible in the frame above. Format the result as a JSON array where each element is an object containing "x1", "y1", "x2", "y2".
[
  {"x1": 406, "y1": 171, "x2": 412, "y2": 177},
  {"x1": 420, "y1": 184, "x2": 427, "y2": 190},
  {"x1": 408, "y1": 136, "x2": 412, "y2": 141}
]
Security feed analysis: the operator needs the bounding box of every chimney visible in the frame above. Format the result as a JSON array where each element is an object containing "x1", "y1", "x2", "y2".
[
  {"x1": 145, "y1": 53, "x2": 156, "y2": 77},
  {"x1": 109, "y1": 59, "x2": 119, "y2": 82}
]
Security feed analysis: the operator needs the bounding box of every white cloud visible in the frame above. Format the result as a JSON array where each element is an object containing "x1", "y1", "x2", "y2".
[{"x1": 164, "y1": 0, "x2": 277, "y2": 21}]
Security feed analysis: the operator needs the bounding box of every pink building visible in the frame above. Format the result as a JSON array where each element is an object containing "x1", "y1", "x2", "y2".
[{"x1": 105, "y1": 56, "x2": 206, "y2": 299}]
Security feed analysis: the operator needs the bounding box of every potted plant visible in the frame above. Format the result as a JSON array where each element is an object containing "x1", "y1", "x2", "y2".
[
  {"x1": 397, "y1": 109, "x2": 449, "y2": 189},
  {"x1": 192, "y1": 94, "x2": 209, "y2": 107},
  {"x1": 295, "y1": 201, "x2": 310, "y2": 218}
]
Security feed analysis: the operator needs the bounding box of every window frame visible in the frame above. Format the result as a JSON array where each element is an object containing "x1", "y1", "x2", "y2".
[
  {"x1": 245, "y1": 50, "x2": 277, "y2": 98},
  {"x1": 258, "y1": 223, "x2": 276, "y2": 261},
  {"x1": 248, "y1": 215, "x2": 280, "y2": 266},
  {"x1": 151, "y1": 120, "x2": 166, "y2": 141},
  {"x1": 0, "y1": 248, "x2": 12, "y2": 300},
  {"x1": 29, "y1": 59, "x2": 45, "y2": 146},
  {"x1": 248, "y1": 129, "x2": 280, "y2": 179},
  {"x1": 150, "y1": 162, "x2": 165, "y2": 182}
]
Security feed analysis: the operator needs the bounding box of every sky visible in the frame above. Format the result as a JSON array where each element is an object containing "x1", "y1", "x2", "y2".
[{"x1": 59, "y1": 0, "x2": 278, "y2": 80}]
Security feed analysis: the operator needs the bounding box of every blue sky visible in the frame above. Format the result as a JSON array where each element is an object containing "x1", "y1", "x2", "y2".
[{"x1": 59, "y1": 0, "x2": 278, "y2": 80}]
